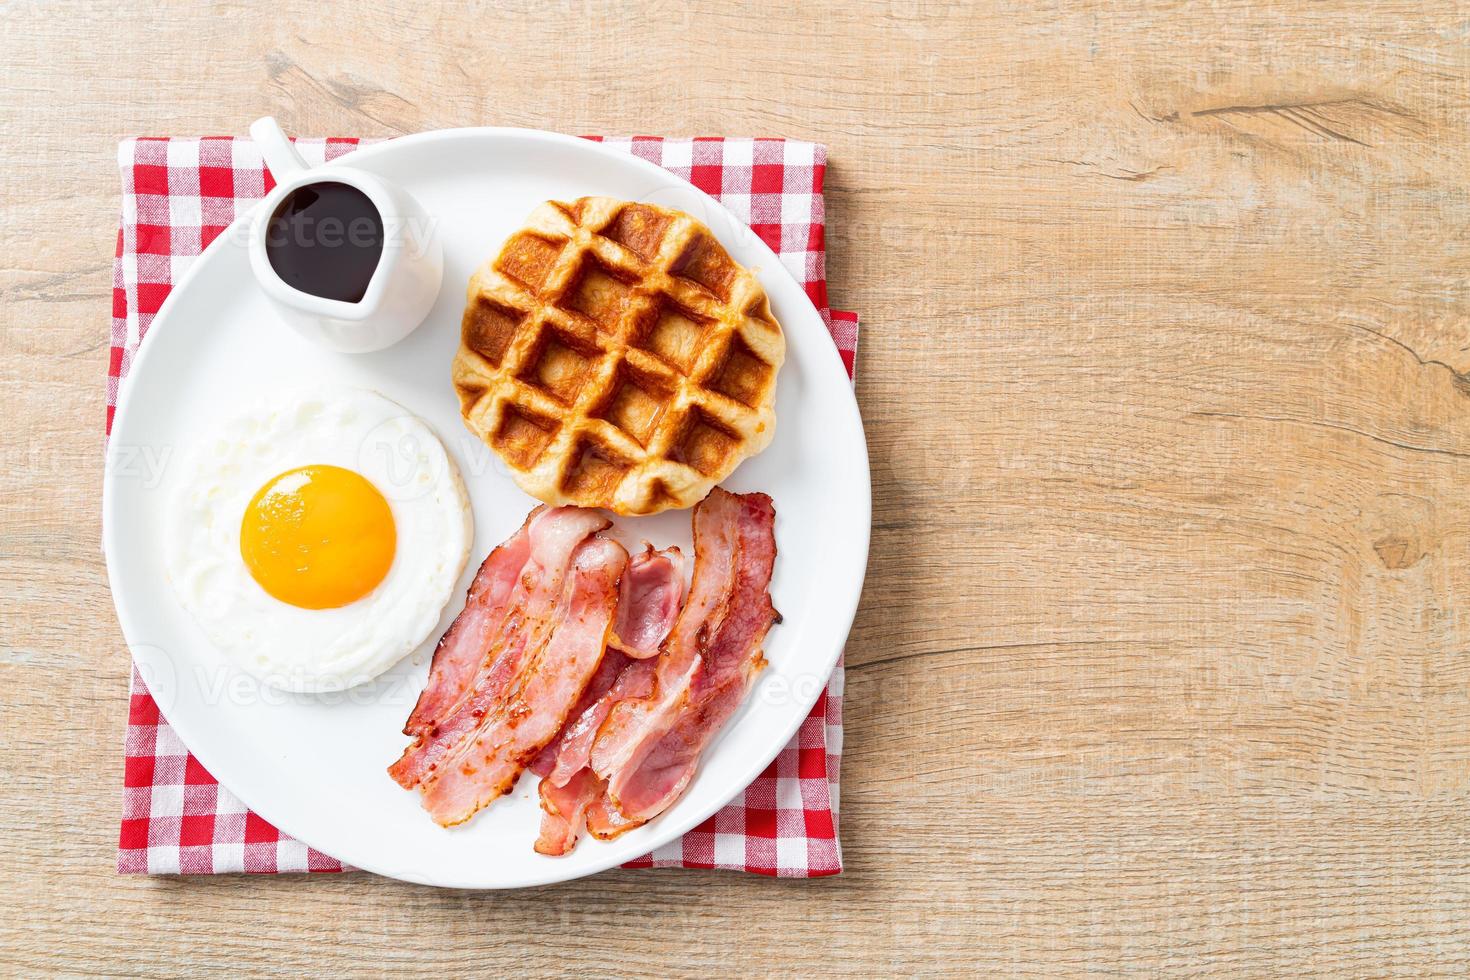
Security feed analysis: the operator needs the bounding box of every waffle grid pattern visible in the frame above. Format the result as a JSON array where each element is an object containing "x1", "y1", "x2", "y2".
[
  {"x1": 112, "y1": 134, "x2": 857, "y2": 879},
  {"x1": 455, "y1": 197, "x2": 785, "y2": 514}
]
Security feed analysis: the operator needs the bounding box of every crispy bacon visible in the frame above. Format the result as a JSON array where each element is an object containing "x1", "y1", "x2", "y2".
[
  {"x1": 529, "y1": 656, "x2": 656, "y2": 854},
  {"x1": 390, "y1": 490, "x2": 778, "y2": 855},
  {"x1": 587, "y1": 489, "x2": 778, "y2": 839},
  {"x1": 389, "y1": 506, "x2": 610, "y2": 791},
  {"x1": 531, "y1": 546, "x2": 684, "y2": 854},
  {"x1": 532, "y1": 545, "x2": 683, "y2": 788},
  {"x1": 549, "y1": 657, "x2": 656, "y2": 788},
  {"x1": 419, "y1": 536, "x2": 627, "y2": 827},
  {"x1": 599, "y1": 667, "x2": 762, "y2": 828},
  {"x1": 584, "y1": 791, "x2": 641, "y2": 841},
  {"x1": 589, "y1": 490, "x2": 745, "y2": 785},
  {"x1": 527, "y1": 649, "x2": 632, "y2": 779},
  {"x1": 402, "y1": 508, "x2": 539, "y2": 736},
  {"x1": 610, "y1": 545, "x2": 687, "y2": 658},
  {"x1": 535, "y1": 768, "x2": 605, "y2": 856}
]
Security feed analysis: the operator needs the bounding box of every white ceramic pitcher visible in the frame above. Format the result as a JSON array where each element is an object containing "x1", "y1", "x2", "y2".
[{"x1": 247, "y1": 117, "x2": 443, "y2": 353}]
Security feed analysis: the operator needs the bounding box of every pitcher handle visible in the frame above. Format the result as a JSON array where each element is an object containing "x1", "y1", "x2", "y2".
[{"x1": 250, "y1": 116, "x2": 309, "y2": 181}]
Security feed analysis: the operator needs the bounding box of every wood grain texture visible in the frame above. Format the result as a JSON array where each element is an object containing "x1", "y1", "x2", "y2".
[{"x1": 2, "y1": 0, "x2": 1469, "y2": 975}]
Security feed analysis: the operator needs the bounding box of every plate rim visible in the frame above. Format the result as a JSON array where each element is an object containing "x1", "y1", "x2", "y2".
[{"x1": 104, "y1": 126, "x2": 870, "y2": 888}]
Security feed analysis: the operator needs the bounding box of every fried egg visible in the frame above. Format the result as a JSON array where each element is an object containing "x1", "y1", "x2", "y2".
[{"x1": 165, "y1": 388, "x2": 472, "y2": 692}]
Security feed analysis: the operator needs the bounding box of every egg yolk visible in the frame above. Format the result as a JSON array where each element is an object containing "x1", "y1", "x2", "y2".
[{"x1": 240, "y1": 465, "x2": 396, "y2": 610}]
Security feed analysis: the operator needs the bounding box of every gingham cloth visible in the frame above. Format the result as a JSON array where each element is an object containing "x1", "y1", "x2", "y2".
[{"x1": 112, "y1": 134, "x2": 858, "y2": 878}]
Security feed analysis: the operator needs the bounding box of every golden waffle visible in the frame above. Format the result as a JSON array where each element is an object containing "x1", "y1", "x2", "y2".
[{"x1": 452, "y1": 197, "x2": 786, "y2": 515}]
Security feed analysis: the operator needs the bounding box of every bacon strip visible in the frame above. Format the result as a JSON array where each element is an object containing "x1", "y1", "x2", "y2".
[
  {"x1": 600, "y1": 666, "x2": 762, "y2": 827},
  {"x1": 535, "y1": 768, "x2": 605, "y2": 856},
  {"x1": 402, "y1": 508, "x2": 539, "y2": 736},
  {"x1": 549, "y1": 658, "x2": 656, "y2": 788},
  {"x1": 527, "y1": 649, "x2": 631, "y2": 779},
  {"x1": 534, "y1": 545, "x2": 683, "y2": 787},
  {"x1": 584, "y1": 791, "x2": 641, "y2": 841},
  {"x1": 530, "y1": 656, "x2": 657, "y2": 855},
  {"x1": 419, "y1": 536, "x2": 628, "y2": 827},
  {"x1": 610, "y1": 545, "x2": 687, "y2": 658},
  {"x1": 531, "y1": 545, "x2": 686, "y2": 855},
  {"x1": 390, "y1": 491, "x2": 777, "y2": 854},
  {"x1": 589, "y1": 490, "x2": 745, "y2": 788},
  {"x1": 388, "y1": 506, "x2": 610, "y2": 791},
  {"x1": 587, "y1": 489, "x2": 778, "y2": 840}
]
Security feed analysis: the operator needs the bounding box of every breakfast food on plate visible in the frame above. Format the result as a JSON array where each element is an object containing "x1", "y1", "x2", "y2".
[
  {"x1": 530, "y1": 545, "x2": 684, "y2": 854},
  {"x1": 451, "y1": 197, "x2": 786, "y2": 515},
  {"x1": 609, "y1": 545, "x2": 687, "y2": 659},
  {"x1": 574, "y1": 489, "x2": 778, "y2": 847},
  {"x1": 389, "y1": 487, "x2": 779, "y2": 856},
  {"x1": 390, "y1": 506, "x2": 627, "y2": 820},
  {"x1": 530, "y1": 647, "x2": 655, "y2": 855},
  {"x1": 164, "y1": 388, "x2": 472, "y2": 693}
]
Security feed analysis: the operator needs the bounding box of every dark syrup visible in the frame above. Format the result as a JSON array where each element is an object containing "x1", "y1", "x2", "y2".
[{"x1": 265, "y1": 181, "x2": 385, "y2": 303}]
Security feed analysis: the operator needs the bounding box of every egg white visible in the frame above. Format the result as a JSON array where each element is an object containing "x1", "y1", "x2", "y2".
[{"x1": 164, "y1": 388, "x2": 472, "y2": 693}]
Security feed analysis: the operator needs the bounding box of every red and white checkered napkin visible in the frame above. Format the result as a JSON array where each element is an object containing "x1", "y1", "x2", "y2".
[{"x1": 112, "y1": 135, "x2": 859, "y2": 878}]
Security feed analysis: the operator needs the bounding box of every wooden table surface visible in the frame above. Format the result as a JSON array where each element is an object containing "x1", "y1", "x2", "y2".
[{"x1": 4, "y1": 1, "x2": 1470, "y2": 975}]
